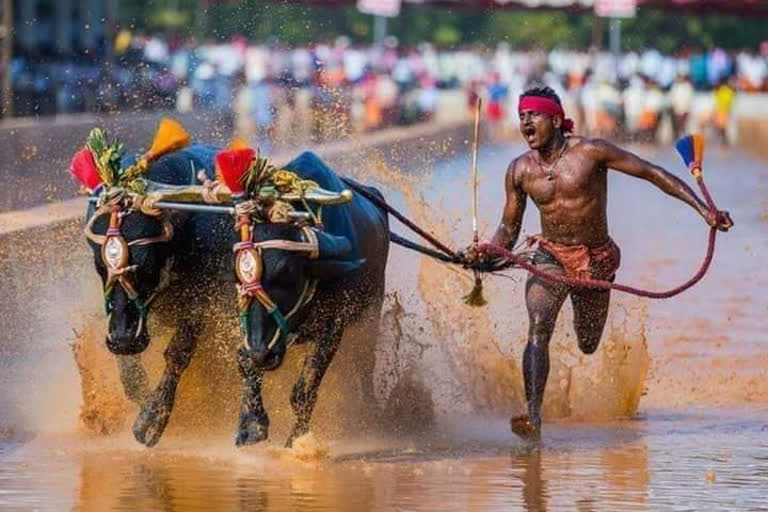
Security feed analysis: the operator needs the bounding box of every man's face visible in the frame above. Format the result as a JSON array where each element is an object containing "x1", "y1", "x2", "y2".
[{"x1": 519, "y1": 109, "x2": 561, "y2": 150}]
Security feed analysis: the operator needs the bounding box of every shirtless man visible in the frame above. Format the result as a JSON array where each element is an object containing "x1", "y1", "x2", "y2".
[{"x1": 471, "y1": 86, "x2": 733, "y2": 441}]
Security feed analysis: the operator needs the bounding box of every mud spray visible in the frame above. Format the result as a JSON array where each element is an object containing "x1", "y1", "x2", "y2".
[
  {"x1": 67, "y1": 129, "x2": 647, "y2": 451},
  {"x1": 1, "y1": 101, "x2": 647, "y2": 451}
]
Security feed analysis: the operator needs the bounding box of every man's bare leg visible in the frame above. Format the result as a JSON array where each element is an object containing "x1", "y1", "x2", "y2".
[
  {"x1": 512, "y1": 265, "x2": 568, "y2": 441},
  {"x1": 571, "y1": 287, "x2": 611, "y2": 355}
]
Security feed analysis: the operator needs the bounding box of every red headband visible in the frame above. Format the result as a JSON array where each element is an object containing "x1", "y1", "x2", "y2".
[{"x1": 518, "y1": 96, "x2": 574, "y2": 133}]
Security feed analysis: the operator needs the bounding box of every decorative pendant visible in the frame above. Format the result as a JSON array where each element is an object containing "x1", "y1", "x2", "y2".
[
  {"x1": 102, "y1": 236, "x2": 128, "y2": 269},
  {"x1": 236, "y1": 248, "x2": 261, "y2": 284}
]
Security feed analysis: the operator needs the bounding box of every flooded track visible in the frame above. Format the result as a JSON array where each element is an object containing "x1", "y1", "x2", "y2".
[{"x1": 1, "y1": 137, "x2": 767, "y2": 510}]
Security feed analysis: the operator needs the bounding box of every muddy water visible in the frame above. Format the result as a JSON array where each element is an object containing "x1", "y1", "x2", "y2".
[
  {"x1": 1, "y1": 409, "x2": 767, "y2": 511},
  {"x1": 1, "y1": 140, "x2": 767, "y2": 510}
]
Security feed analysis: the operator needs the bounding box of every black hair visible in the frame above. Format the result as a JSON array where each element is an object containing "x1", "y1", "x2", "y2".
[{"x1": 520, "y1": 86, "x2": 562, "y2": 106}]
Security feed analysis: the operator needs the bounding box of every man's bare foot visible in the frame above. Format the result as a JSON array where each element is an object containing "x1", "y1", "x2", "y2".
[{"x1": 510, "y1": 415, "x2": 541, "y2": 442}]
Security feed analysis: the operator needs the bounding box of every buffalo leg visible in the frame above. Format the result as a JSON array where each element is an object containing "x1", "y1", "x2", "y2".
[
  {"x1": 133, "y1": 318, "x2": 199, "y2": 447},
  {"x1": 286, "y1": 320, "x2": 343, "y2": 448},
  {"x1": 116, "y1": 354, "x2": 149, "y2": 404},
  {"x1": 235, "y1": 347, "x2": 270, "y2": 446}
]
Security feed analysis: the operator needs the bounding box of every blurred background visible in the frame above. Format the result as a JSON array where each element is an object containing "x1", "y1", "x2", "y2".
[{"x1": 0, "y1": 0, "x2": 766, "y2": 148}]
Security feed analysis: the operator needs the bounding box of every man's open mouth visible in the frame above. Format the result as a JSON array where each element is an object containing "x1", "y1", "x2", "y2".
[{"x1": 523, "y1": 126, "x2": 536, "y2": 138}]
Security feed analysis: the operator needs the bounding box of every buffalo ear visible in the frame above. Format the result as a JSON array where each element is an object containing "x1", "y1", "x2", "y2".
[{"x1": 306, "y1": 259, "x2": 365, "y2": 280}]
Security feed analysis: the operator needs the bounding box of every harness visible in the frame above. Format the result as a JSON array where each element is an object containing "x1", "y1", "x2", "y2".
[
  {"x1": 84, "y1": 193, "x2": 174, "y2": 335},
  {"x1": 232, "y1": 201, "x2": 321, "y2": 352}
]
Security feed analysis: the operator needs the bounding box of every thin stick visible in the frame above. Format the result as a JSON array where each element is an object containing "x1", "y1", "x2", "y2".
[{"x1": 471, "y1": 97, "x2": 482, "y2": 246}]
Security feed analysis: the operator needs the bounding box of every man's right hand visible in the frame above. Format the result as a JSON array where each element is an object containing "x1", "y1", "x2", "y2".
[
  {"x1": 458, "y1": 243, "x2": 510, "y2": 272},
  {"x1": 705, "y1": 210, "x2": 734, "y2": 232},
  {"x1": 457, "y1": 244, "x2": 482, "y2": 266}
]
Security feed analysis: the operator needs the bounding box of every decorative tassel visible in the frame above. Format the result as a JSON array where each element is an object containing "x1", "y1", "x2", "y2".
[
  {"x1": 144, "y1": 118, "x2": 190, "y2": 162},
  {"x1": 675, "y1": 133, "x2": 706, "y2": 177},
  {"x1": 69, "y1": 148, "x2": 103, "y2": 191},
  {"x1": 216, "y1": 148, "x2": 255, "y2": 195},
  {"x1": 229, "y1": 136, "x2": 251, "y2": 150},
  {"x1": 463, "y1": 274, "x2": 487, "y2": 307}
]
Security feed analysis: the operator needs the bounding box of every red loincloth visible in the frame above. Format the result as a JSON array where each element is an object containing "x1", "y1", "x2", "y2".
[{"x1": 529, "y1": 235, "x2": 621, "y2": 281}]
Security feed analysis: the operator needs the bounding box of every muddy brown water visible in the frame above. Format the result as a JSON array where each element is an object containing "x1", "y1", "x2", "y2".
[{"x1": 1, "y1": 140, "x2": 767, "y2": 510}]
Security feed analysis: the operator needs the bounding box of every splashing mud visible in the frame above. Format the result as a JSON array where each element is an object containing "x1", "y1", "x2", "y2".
[
  {"x1": 2, "y1": 125, "x2": 767, "y2": 511},
  {"x1": 62, "y1": 126, "x2": 657, "y2": 443},
  {"x1": 5, "y1": 130, "x2": 764, "y2": 452}
]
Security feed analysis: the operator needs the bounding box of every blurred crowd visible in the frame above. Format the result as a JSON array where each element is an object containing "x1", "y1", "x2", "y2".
[{"x1": 5, "y1": 32, "x2": 767, "y2": 144}]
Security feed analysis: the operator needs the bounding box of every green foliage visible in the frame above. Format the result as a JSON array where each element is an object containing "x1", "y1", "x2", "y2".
[
  {"x1": 485, "y1": 11, "x2": 592, "y2": 49},
  {"x1": 149, "y1": 9, "x2": 191, "y2": 30},
  {"x1": 86, "y1": 128, "x2": 125, "y2": 187},
  {"x1": 114, "y1": 2, "x2": 765, "y2": 51},
  {"x1": 243, "y1": 156, "x2": 279, "y2": 196},
  {"x1": 85, "y1": 128, "x2": 147, "y2": 192}
]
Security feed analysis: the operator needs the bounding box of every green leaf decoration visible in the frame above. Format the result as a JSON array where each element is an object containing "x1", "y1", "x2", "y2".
[
  {"x1": 243, "y1": 156, "x2": 280, "y2": 195},
  {"x1": 86, "y1": 128, "x2": 125, "y2": 186},
  {"x1": 84, "y1": 127, "x2": 154, "y2": 190}
]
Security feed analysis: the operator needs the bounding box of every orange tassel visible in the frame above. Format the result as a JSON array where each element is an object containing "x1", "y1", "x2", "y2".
[
  {"x1": 229, "y1": 136, "x2": 250, "y2": 150},
  {"x1": 692, "y1": 133, "x2": 706, "y2": 167},
  {"x1": 144, "y1": 118, "x2": 190, "y2": 162}
]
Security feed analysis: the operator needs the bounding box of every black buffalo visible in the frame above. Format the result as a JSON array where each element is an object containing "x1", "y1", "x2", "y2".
[
  {"x1": 82, "y1": 144, "x2": 233, "y2": 447},
  {"x1": 230, "y1": 152, "x2": 390, "y2": 447}
]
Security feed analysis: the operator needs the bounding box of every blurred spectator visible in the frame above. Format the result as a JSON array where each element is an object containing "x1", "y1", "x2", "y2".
[
  {"x1": 668, "y1": 72, "x2": 695, "y2": 138},
  {"x1": 637, "y1": 77, "x2": 665, "y2": 143},
  {"x1": 5, "y1": 32, "x2": 767, "y2": 147},
  {"x1": 486, "y1": 71, "x2": 509, "y2": 136},
  {"x1": 713, "y1": 78, "x2": 737, "y2": 145}
]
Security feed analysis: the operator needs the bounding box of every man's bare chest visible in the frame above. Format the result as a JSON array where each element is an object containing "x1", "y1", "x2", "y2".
[{"x1": 522, "y1": 163, "x2": 604, "y2": 206}]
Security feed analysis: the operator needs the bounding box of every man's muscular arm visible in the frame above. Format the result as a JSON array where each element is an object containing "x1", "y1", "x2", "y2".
[
  {"x1": 490, "y1": 159, "x2": 527, "y2": 249},
  {"x1": 589, "y1": 139, "x2": 732, "y2": 230}
]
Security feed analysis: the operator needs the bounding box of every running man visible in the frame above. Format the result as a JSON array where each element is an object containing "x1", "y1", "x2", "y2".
[{"x1": 468, "y1": 86, "x2": 733, "y2": 441}]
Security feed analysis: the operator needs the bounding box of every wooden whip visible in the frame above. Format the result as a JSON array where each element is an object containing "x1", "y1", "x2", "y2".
[
  {"x1": 471, "y1": 97, "x2": 482, "y2": 246},
  {"x1": 464, "y1": 96, "x2": 487, "y2": 306}
]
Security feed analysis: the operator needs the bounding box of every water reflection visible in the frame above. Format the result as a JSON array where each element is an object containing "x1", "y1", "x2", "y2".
[
  {"x1": 518, "y1": 450, "x2": 547, "y2": 512},
  {"x1": 4, "y1": 409, "x2": 767, "y2": 512},
  {"x1": 61, "y1": 423, "x2": 653, "y2": 512}
]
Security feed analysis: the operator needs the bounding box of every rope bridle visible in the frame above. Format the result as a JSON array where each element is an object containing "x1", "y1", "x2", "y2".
[
  {"x1": 232, "y1": 199, "x2": 321, "y2": 352},
  {"x1": 84, "y1": 189, "x2": 174, "y2": 336}
]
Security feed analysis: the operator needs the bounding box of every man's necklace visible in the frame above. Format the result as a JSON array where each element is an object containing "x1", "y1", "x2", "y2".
[{"x1": 538, "y1": 141, "x2": 569, "y2": 181}]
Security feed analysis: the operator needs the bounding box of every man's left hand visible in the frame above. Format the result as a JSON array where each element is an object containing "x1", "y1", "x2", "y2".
[{"x1": 706, "y1": 210, "x2": 734, "y2": 232}]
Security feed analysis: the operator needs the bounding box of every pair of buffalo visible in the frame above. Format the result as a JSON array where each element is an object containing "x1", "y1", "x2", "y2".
[{"x1": 71, "y1": 120, "x2": 390, "y2": 448}]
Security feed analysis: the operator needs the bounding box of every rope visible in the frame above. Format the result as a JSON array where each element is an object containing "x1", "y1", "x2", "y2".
[
  {"x1": 476, "y1": 229, "x2": 716, "y2": 298},
  {"x1": 340, "y1": 177, "x2": 459, "y2": 259},
  {"x1": 389, "y1": 232, "x2": 460, "y2": 263},
  {"x1": 342, "y1": 174, "x2": 721, "y2": 300}
]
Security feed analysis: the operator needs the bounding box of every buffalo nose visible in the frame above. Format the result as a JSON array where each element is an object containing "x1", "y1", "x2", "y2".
[
  {"x1": 106, "y1": 332, "x2": 149, "y2": 355},
  {"x1": 252, "y1": 349, "x2": 271, "y2": 365}
]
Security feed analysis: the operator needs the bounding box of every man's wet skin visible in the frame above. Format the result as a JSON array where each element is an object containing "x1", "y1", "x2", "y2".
[{"x1": 481, "y1": 88, "x2": 733, "y2": 441}]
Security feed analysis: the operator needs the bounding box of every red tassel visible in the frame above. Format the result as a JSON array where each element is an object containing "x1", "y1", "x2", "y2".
[
  {"x1": 69, "y1": 148, "x2": 103, "y2": 191},
  {"x1": 216, "y1": 148, "x2": 254, "y2": 195}
]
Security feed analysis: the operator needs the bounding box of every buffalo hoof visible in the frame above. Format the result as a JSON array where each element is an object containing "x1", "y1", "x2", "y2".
[
  {"x1": 236, "y1": 414, "x2": 269, "y2": 446},
  {"x1": 133, "y1": 390, "x2": 174, "y2": 447},
  {"x1": 285, "y1": 422, "x2": 309, "y2": 448}
]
